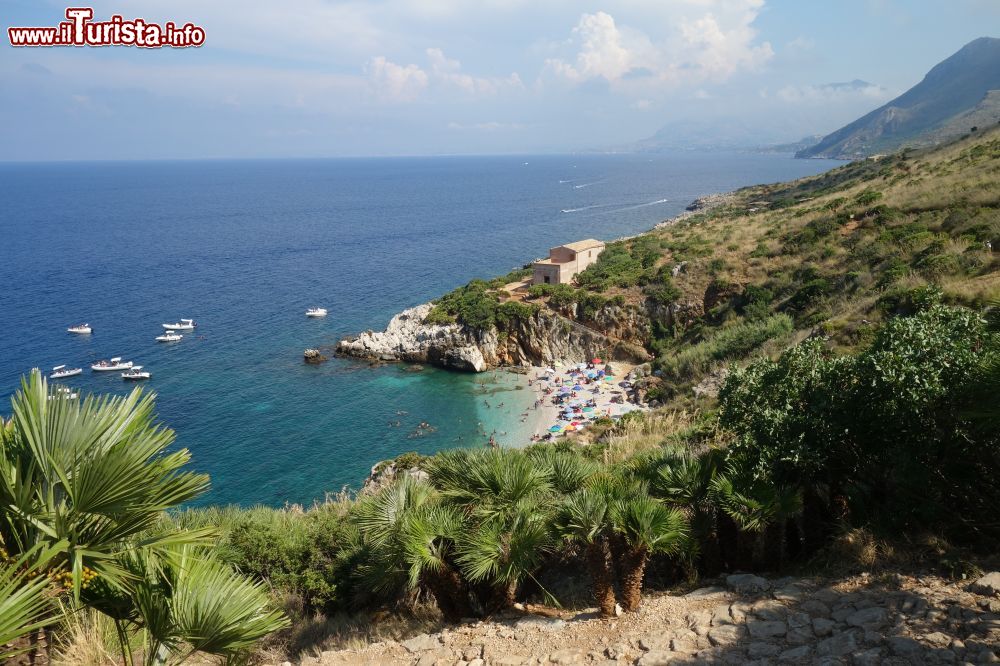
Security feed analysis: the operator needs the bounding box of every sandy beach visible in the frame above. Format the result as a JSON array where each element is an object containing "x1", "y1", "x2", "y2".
[{"x1": 518, "y1": 360, "x2": 648, "y2": 445}]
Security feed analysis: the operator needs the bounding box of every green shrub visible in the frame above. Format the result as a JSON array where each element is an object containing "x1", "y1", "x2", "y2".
[
  {"x1": 658, "y1": 314, "x2": 794, "y2": 379},
  {"x1": 719, "y1": 305, "x2": 999, "y2": 537},
  {"x1": 786, "y1": 278, "x2": 831, "y2": 311},
  {"x1": 854, "y1": 189, "x2": 883, "y2": 206},
  {"x1": 496, "y1": 300, "x2": 541, "y2": 326}
]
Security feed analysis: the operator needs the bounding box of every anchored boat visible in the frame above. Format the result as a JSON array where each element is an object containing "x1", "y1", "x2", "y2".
[
  {"x1": 156, "y1": 331, "x2": 183, "y2": 342},
  {"x1": 92, "y1": 357, "x2": 133, "y2": 372},
  {"x1": 122, "y1": 366, "x2": 150, "y2": 381},
  {"x1": 162, "y1": 319, "x2": 195, "y2": 330},
  {"x1": 67, "y1": 324, "x2": 92, "y2": 334},
  {"x1": 50, "y1": 365, "x2": 83, "y2": 379},
  {"x1": 306, "y1": 308, "x2": 328, "y2": 317}
]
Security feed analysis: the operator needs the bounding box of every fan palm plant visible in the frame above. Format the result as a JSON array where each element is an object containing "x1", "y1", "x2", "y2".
[
  {"x1": 556, "y1": 488, "x2": 617, "y2": 616},
  {"x1": 650, "y1": 448, "x2": 725, "y2": 572},
  {"x1": 610, "y1": 496, "x2": 688, "y2": 612},
  {"x1": 353, "y1": 477, "x2": 471, "y2": 620},
  {"x1": 524, "y1": 447, "x2": 599, "y2": 495},
  {"x1": 428, "y1": 448, "x2": 554, "y2": 521},
  {"x1": 428, "y1": 449, "x2": 556, "y2": 608},
  {"x1": 454, "y1": 498, "x2": 552, "y2": 609},
  {"x1": 0, "y1": 371, "x2": 210, "y2": 598},
  {"x1": 87, "y1": 544, "x2": 289, "y2": 665},
  {"x1": 710, "y1": 471, "x2": 803, "y2": 568},
  {"x1": 0, "y1": 371, "x2": 286, "y2": 663}
]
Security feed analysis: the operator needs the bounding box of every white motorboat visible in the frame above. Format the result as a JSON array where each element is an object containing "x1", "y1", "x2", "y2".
[
  {"x1": 50, "y1": 365, "x2": 83, "y2": 379},
  {"x1": 91, "y1": 357, "x2": 133, "y2": 372},
  {"x1": 67, "y1": 324, "x2": 92, "y2": 334},
  {"x1": 306, "y1": 308, "x2": 328, "y2": 318},
  {"x1": 122, "y1": 366, "x2": 150, "y2": 381},
  {"x1": 48, "y1": 387, "x2": 79, "y2": 400},
  {"x1": 156, "y1": 331, "x2": 183, "y2": 342},
  {"x1": 162, "y1": 319, "x2": 195, "y2": 331}
]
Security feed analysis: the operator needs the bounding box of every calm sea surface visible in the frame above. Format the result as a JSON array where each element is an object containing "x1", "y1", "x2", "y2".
[{"x1": 0, "y1": 153, "x2": 839, "y2": 506}]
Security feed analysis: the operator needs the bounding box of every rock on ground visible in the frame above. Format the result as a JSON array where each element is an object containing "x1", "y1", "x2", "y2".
[{"x1": 276, "y1": 571, "x2": 1000, "y2": 666}]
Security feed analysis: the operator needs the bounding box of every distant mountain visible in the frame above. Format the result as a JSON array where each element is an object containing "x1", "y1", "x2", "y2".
[
  {"x1": 628, "y1": 118, "x2": 790, "y2": 152},
  {"x1": 797, "y1": 37, "x2": 1000, "y2": 159},
  {"x1": 754, "y1": 135, "x2": 825, "y2": 155}
]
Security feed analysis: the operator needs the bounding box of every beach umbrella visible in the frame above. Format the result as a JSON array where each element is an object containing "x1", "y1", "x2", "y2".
[
  {"x1": 592, "y1": 357, "x2": 602, "y2": 364},
  {"x1": 572, "y1": 384, "x2": 583, "y2": 390},
  {"x1": 583, "y1": 406, "x2": 595, "y2": 412},
  {"x1": 548, "y1": 425, "x2": 562, "y2": 432}
]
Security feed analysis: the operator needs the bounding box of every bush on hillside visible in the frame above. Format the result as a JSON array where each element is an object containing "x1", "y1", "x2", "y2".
[{"x1": 719, "y1": 304, "x2": 1000, "y2": 539}]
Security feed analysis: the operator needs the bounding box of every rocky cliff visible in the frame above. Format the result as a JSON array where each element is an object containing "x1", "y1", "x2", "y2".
[{"x1": 336, "y1": 302, "x2": 653, "y2": 372}]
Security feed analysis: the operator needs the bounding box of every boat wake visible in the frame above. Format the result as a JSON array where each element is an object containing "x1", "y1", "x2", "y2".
[
  {"x1": 560, "y1": 198, "x2": 668, "y2": 216},
  {"x1": 612, "y1": 198, "x2": 668, "y2": 212},
  {"x1": 560, "y1": 203, "x2": 620, "y2": 214}
]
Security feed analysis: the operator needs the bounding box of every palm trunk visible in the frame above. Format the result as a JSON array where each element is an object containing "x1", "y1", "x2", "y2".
[
  {"x1": 503, "y1": 579, "x2": 518, "y2": 608},
  {"x1": 620, "y1": 546, "x2": 649, "y2": 613},
  {"x1": 586, "y1": 539, "x2": 617, "y2": 617},
  {"x1": 425, "y1": 565, "x2": 473, "y2": 622}
]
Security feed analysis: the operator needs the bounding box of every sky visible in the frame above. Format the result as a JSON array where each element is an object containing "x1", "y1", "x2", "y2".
[{"x1": 1, "y1": 0, "x2": 997, "y2": 160}]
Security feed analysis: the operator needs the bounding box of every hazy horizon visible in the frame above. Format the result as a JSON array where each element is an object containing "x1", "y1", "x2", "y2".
[{"x1": 2, "y1": 0, "x2": 997, "y2": 161}]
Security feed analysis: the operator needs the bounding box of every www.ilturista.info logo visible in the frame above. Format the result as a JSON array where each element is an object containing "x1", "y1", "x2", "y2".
[{"x1": 8, "y1": 8, "x2": 205, "y2": 48}]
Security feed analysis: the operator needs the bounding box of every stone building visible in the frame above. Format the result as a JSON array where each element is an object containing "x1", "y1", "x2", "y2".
[{"x1": 531, "y1": 239, "x2": 605, "y2": 285}]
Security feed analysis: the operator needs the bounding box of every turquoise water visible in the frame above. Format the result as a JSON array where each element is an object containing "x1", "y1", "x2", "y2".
[{"x1": 0, "y1": 153, "x2": 840, "y2": 506}]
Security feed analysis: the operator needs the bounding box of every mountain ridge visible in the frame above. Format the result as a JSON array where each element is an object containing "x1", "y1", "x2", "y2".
[{"x1": 797, "y1": 36, "x2": 1000, "y2": 159}]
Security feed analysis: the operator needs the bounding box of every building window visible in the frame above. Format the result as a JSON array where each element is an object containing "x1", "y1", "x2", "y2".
[{"x1": 588, "y1": 251, "x2": 592, "y2": 258}]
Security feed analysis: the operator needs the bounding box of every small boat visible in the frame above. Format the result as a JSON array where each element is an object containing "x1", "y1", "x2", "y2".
[
  {"x1": 162, "y1": 319, "x2": 196, "y2": 331},
  {"x1": 67, "y1": 324, "x2": 92, "y2": 334},
  {"x1": 48, "y1": 387, "x2": 79, "y2": 400},
  {"x1": 306, "y1": 308, "x2": 328, "y2": 318},
  {"x1": 156, "y1": 332, "x2": 183, "y2": 342},
  {"x1": 50, "y1": 365, "x2": 83, "y2": 379},
  {"x1": 122, "y1": 366, "x2": 150, "y2": 381},
  {"x1": 91, "y1": 357, "x2": 133, "y2": 372}
]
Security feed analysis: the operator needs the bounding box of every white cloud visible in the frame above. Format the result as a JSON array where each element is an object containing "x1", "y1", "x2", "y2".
[
  {"x1": 367, "y1": 56, "x2": 429, "y2": 102},
  {"x1": 426, "y1": 48, "x2": 523, "y2": 95},
  {"x1": 544, "y1": 11, "x2": 655, "y2": 83},
  {"x1": 776, "y1": 80, "x2": 890, "y2": 104},
  {"x1": 545, "y1": 2, "x2": 772, "y2": 91},
  {"x1": 679, "y1": 10, "x2": 773, "y2": 79}
]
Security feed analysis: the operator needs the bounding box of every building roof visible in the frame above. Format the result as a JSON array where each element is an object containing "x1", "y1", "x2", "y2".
[
  {"x1": 559, "y1": 239, "x2": 605, "y2": 252},
  {"x1": 533, "y1": 258, "x2": 556, "y2": 265}
]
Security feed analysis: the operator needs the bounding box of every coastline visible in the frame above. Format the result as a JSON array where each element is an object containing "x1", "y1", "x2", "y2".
[{"x1": 458, "y1": 360, "x2": 651, "y2": 452}]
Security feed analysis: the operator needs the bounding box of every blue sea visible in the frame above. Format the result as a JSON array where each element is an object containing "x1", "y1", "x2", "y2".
[{"x1": 0, "y1": 153, "x2": 840, "y2": 507}]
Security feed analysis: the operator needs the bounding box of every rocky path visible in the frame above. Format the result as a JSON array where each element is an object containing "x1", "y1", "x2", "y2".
[{"x1": 283, "y1": 571, "x2": 1000, "y2": 666}]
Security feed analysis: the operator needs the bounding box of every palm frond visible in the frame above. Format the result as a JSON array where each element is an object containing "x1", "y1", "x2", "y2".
[
  {"x1": 0, "y1": 555, "x2": 57, "y2": 658},
  {"x1": 611, "y1": 496, "x2": 689, "y2": 554}
]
